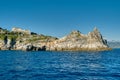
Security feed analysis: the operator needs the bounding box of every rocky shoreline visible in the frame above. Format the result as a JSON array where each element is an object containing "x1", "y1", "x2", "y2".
[{"x1": 0, "y1": 27, "x2": 111, "y2": 51}]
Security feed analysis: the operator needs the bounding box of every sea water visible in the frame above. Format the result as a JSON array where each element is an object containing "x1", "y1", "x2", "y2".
[{"x1": 0, "y1": 49, "x2": 120, "y2": 80}]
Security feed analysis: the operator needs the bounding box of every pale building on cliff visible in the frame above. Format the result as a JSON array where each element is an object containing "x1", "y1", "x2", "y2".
[{"x1": 12, "y1": 27, "x2": 31, "y2": 34}]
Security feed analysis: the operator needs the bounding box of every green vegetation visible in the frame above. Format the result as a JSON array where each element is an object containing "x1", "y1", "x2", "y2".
[
  {"x1": 0, "y1": 34, "x2": 6, "y2": 40},
  {"x1": 0, "y1": 32, "x2": 19, "y2": 40},
  {"x1": 0, "y1": 27, "x2": 58, "y2": 43},
  {"x1": 27, "y1": 35, "x2": 57, "y2": 42}
]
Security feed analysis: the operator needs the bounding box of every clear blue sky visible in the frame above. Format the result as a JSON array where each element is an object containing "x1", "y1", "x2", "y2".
[{"x1": 0, "y1": 0, "x2": 120, "y2": 41}]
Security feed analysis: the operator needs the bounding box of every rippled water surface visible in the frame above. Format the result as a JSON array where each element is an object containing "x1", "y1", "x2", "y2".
[{"x1": 0, "y1": 49, "x2": 120, "y2": 80}]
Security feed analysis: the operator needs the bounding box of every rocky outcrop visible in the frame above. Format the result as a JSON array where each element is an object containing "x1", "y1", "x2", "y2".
[
  {"x1": 0, "y1": 36, "x2": 13, "y2": 50},
  {"x1": 14, "y1": 41, "x2": 46, "y2": 51},
  {"x1": 0, "y1": 27, "x2": 57, "y2": 51},
  {"x1": 0, "y1": 27, "x2": 111, "y2": 51},
  {"x1": 46, "y1": 28, "x2": 110, "y2": 51}
]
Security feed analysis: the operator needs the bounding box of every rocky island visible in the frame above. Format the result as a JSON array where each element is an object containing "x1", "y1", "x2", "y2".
[{"x1": 0, "y1": 27, "x2": 111, "y2": 51}]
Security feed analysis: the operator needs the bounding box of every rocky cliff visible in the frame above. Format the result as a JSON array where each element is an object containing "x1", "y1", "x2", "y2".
[
  {"x1": 46, "y1": 28, "x2": 110, "y2": 51},
  {"x1": 0, "y1": 27, "x2": 111, "y2": 51},
  {"x1": 0, "y1": 27, "x2": 58, "y2": 51}
]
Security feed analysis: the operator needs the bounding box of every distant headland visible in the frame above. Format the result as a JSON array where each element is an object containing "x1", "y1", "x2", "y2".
[{"x1": 0, "y1": 27, "x2": 111, "y2": 51}]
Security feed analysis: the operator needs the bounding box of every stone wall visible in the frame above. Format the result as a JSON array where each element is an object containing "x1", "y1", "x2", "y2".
[{"x1": 12, "y1": 27, "x2": 31, "y2": 34}]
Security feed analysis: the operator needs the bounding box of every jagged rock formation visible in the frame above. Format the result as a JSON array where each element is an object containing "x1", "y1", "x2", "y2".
[
  {"x1": 0, "y1": 27, "x2": 110, "y2": 51},
  {"x1": 46, "y1": 28, "x2": 110, "y2": 51}
]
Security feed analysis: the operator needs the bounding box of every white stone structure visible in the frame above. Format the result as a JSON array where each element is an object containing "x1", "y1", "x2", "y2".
[{"x1": 12, "y1": 27, "x2": 31, "y2": 34}]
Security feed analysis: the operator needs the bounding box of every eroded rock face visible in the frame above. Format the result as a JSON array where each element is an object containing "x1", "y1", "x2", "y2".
[
  {"x1": 14, "y1": 42, "x2": 43, "y2": 51},
  {"x1": 46, "y1": 28, "x2": 110, "y2": 51},
  {"x1": 0, "y1": 36, "x2": 13, "y2": 50}
]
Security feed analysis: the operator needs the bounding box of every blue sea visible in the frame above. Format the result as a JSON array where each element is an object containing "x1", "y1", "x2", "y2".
[{"x1": 0, "y1": 49, "x2": 120, "y2": 80}]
